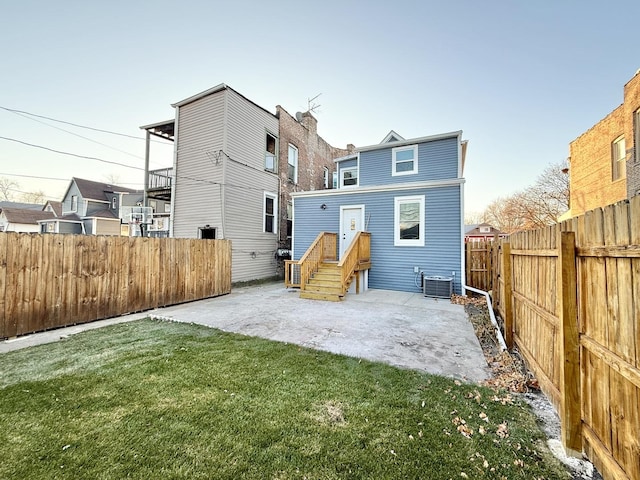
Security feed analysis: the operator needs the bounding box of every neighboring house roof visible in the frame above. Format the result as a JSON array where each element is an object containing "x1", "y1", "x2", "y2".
[
  {"x1": 1, "y1": 207, "x2": 55, "y2": 224},
  {"x1": 73, "y1": 177, "x2": 139, "y2": 201},
  {"x1": 171, "y1": 83, "x2": 277, "y2": 119},
  {"x1": 38, "y1": 213, "x2": 83, "y2": 224},
  {"x1": 84, "y1": 209, "x2": 117, "y2": 219},
  {"x1": 60, "y1": 177, "x2": 140, "y2": 206},
  {"x1": 465, "y1": 223, "x2": 506, "y2": 236},
  {"x1": 43, "y1": 200, "x2": 62, "y2": 216},
  {"x1": 0, "y1": 201, "x2": 43, "y2": 211}
]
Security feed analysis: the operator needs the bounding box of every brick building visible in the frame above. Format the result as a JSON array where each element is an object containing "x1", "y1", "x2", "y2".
[
  {"x1": 566, "y1": 71, "x2": 640, "y2": 217},
  {"x1": 275, "y1": 106, "x2": 354, "y2": 252}
]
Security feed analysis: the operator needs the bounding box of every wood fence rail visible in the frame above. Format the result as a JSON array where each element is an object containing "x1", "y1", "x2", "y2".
[
  {"x1": 0, "y1": 233, "x2": 232, "y2": 339},
  {"x1": 486, "y1": 198, "x2": 640, "y2": 480}
]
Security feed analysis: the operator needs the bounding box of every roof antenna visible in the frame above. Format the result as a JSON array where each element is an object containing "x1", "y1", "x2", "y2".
[{"x1": 307, "y1": 93, "x2": 322, "y2": 114}]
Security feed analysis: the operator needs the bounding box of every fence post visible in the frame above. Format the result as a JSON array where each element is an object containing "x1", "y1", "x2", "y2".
[
  {"x1": 558, "y1": 231, "x2": 581, "y2": 455},
  {"x1": 502, "y1": 241, "x2": 514, "y2": 350}
]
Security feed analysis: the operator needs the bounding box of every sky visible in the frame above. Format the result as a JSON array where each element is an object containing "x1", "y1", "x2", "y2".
[{"x1": 1, "y1": 0, "x2": 639, "y2": 216}]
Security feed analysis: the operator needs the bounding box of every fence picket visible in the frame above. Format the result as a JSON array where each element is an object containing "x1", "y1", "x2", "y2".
[{"x1": 0, "y1": 235, "x2": 231, "y2": 338}]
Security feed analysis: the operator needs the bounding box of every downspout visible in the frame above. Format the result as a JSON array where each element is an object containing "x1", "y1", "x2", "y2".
[{"x1": 462, "y1": 282, "x2": 508, "y2": 352}]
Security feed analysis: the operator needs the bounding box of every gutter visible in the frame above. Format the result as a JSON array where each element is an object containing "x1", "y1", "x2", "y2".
[{"x1": 463, "y1": 284, "x2": 508, "y2": 351}]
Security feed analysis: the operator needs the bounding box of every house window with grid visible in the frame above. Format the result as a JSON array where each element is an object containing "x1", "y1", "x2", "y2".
[
  {"x1": 288, "y1": 144, "x2": 298, "y2": 183},
  {"x1": 71, "y1": 195, "x2": 78, "y2": 212},
  {"x1": 612, "y1": 136, "x2": 626, "y2": 181},
  {"x1": 264, "y1": 192, "x2": 277, "y2": 234},
  {"x1": 394, "y1": 195, "x2": 425, "y2": 246},
  {"x1": 392, "y1": 145, "x2": 418, "y2": 176}
]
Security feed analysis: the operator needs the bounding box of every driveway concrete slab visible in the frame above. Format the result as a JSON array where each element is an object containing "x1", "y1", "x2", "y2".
[{"x1": 152, "y1": 283, "x2": 491, "y2": 383}]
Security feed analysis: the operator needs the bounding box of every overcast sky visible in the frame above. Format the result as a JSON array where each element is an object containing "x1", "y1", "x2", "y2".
[{"x1": 1, "y1": 0, "x2": 638, "y2": 215}]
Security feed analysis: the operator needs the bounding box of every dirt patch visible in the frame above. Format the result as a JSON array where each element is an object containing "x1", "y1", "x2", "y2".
[{"x1": 454, "y1": 294, "x2": 602, "y2": 480}]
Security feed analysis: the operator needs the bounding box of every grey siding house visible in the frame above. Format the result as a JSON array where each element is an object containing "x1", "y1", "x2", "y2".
[
  {"x1": 39, "y1": 178, "x2": 141, "y2": 235},
  {"x1": 292, "y1": 131, "x2": 468, "y2": 294},
  {"x1": 170, "y1": 84, "x2": 280, "y2": 282}
]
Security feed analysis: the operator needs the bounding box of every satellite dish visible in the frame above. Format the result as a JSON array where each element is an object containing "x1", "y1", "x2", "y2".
[{"x1": 295, "y1": 112, "x2": 304, "y2": 122}]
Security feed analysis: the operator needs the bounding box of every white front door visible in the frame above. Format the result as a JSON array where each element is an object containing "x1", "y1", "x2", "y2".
[{"x1": 339, "y1": 205, "x2": 364, "y2": 258}]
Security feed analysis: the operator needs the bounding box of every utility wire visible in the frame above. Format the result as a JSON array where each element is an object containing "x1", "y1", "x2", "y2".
[
  {"x1": 0, "y1": 172, "x2": 69, "y2": 181},
  {"x1": 0, "y1": 136, "x2": 145, "y2": 171},
  {"x1": 1, "y1": 136, "x2": 278, "y2": 194},
  {"x1": 6, "y1": 108, "x2": 146, "y2": 160},
  {"x1": 0, "y1": 105, "x2": 149, "y2": 141}
]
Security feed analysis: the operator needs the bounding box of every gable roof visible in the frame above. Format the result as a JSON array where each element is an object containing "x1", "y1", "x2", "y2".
[
  {"x1": 67, "y1": 177, "x2": 139, "y2": 203},
  {"x1": 464, "y1": 223, "x2": 506, "y2": 236},
  {"x1": 1, "y1": 208, "x2": 55, "y2": 225},
  {"x1": 380, "y1": 130, "x2": 405, "y2": 144},
  {"x1": 357, "y1": 130, "x2": 463, "y2": 153},
  {"x1": 43, "y1": 201, "x2": 62, "y2": 216}
]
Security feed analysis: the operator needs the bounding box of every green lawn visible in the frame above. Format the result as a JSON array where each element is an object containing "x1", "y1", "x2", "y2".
[{"x1": 0, "y1": 319, "x2": 570, "y2": 479}]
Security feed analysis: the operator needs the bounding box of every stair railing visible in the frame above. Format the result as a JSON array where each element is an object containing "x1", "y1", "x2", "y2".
[
  {"x1": 297, "y1": 232, "x2": 337, "y2": 290},
  {"x1": 337, "y1": 231, "x2": 371, "y2": 294}
]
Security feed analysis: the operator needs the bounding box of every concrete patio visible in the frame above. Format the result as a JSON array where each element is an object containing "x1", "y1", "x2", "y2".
[{"x1": 2, "y1": 282, "x2": 491, "y2": 383}]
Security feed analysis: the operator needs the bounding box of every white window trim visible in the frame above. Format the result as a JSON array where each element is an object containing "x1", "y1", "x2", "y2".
[
  {"x1": 263, "y1": 192, "x2": 278, "y2": 234},
  {"x1": 392, "y1": 145, "x2": 418, "y2": 176},
  {"x1": 612, "y1": 135, "x2": 626, "y2": 181},
  {"x1": 394, "y1": 195, "x2": 425, "y2": 246},
  {"x1": 288, "y1": 144, "x2": 298, "y2": 184},
  {"x1": 340, "y1": 166, "x2": 358, "y2": 189}
]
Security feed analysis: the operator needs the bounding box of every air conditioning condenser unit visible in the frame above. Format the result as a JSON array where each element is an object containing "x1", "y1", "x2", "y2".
[{"x1": 423, "y1": 275, "x2": 453, "y2": 298}]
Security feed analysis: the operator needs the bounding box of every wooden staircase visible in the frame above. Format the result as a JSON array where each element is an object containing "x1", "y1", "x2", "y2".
[
  {"x1": 284, "y1": 231, "x2": 370, "y2": 302},
  {"x1": 299, "y1": 262, "x2": 354, "y2": 302}
]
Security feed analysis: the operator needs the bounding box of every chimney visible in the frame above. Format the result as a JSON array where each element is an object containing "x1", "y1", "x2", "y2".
[{"x1": 301, "y1": 111, "x2": 317, "y2": 136}]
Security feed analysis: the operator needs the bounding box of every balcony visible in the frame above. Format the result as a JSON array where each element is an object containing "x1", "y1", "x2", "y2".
[{"x1": 147, "y1": 168, "x2": 173, "y2": 201}]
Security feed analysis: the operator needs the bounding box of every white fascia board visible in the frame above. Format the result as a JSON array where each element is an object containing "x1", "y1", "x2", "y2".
[
  {"x1": 356, "y1": 130, "x2": 462, "y2": 153},
  {"x1": 139, "y1": 119, "x2": 175, "y2": 130},
  {"x1": 333, "y1": 153, "x2": 358, "y2": 163},
  {"x1": 291, "y1": 178, "x2": 465, "y2": 198},
  {"x1": 172, "y1": 83, "x2": 227, "y2": 107}
]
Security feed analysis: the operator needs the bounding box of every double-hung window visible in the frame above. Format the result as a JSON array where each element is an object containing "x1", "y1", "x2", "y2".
[
  {"x1": 341, "y1": 167, "x2": 357, "y2": 188},
  {"x1": 394, "y1": 195, "x2": 425, "y2": 246},
  {"x1": 288, "y1": 144, "x2": 298, "y2": 183},
  {"x1": 264, "y1": 192, "x2": 277, "y2": 234},
  {"x1": 392, "y1": 145, "x2": 418, "y2": 176},
  {"x1": 612, "y1": 136, "x2": 626, "y2": 181},
  {"x1": 71, "y1": 195, "x2": 78, "y2": 212},
  {"x1": 265, "y1": 132, "x2": 277, "y2": 172}
]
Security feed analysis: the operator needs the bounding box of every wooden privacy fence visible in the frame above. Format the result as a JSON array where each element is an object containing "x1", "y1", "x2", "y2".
[
  {"x1": 490, "y1": 198, "x2": 640, "y2": 480},
  {"x1": 464, "y1": 240, "x2": 494, "y2": 292},
  {"x1": 0, "y1": 233, "x2": 232, "y2": 339}
]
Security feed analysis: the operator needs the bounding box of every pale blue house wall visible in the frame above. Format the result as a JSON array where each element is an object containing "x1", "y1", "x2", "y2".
[{"x1": 293, "y1": 184, "x2": 463, "y2": 293}]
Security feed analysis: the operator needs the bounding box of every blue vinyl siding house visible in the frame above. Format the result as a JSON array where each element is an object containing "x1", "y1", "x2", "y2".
[{"x1": 291, "y1": 130, "x2": 468, "y2": 294}]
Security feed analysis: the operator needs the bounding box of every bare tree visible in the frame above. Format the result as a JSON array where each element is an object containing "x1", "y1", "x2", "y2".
[
  {"x1": 0, "y1": 177, "x2": 19, "y2": 201},
  {"x1": 20, "y1": 190, "x2": 46, "y2": 204},
  {"x1": 481, "y1": 161, "x2": 569, "y2": 233},
  {"x1": 464, "y1": 211, "x2": 485, "y2": 225},
  {"x1": 103, "y1": 173, "x2": 122, "y2": 185}
]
